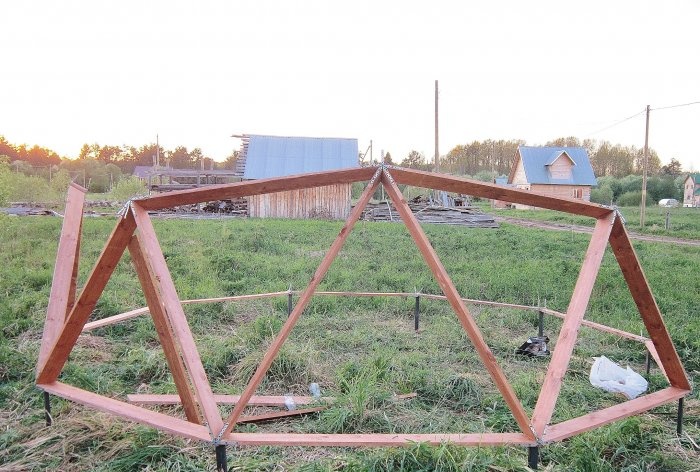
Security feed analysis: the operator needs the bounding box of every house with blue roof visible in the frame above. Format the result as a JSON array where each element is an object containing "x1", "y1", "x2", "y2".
[
  {"x1": 507, "y1": 146, "x2": 597, "y2": 209},
  {"x1": 683, "y1": 173, "x2": 700, "y2": 208},
  {"x1": 234, "y1": 134, "x2": 358, "y2": 219}
]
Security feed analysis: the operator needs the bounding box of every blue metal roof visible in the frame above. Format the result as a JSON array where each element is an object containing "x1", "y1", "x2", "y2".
[
  {"x1": 517, "y1": 146, "x2": 597, "y2": 186},
  {"x1": 242, "y1": 135, "x2": 358, "y2": 179}
]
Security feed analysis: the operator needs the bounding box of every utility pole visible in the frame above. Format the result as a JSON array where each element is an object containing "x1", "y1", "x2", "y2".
[
  {"x1": 434, "y1": 80, "x2": 439, "y2": 172},
  {"x1": 640, "y1": 105, "x2": 650, "y2": 227},
  {"x1": 156, "y1": 134, "x2": 160, "y2": 168}
]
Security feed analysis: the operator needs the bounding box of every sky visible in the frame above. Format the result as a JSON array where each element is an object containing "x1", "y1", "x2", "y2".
[{"x1": 2, "y1": 1, "x2": 699, "y2": 171}]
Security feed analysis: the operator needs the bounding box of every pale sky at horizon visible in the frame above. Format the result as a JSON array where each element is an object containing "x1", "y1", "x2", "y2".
[{"x1": 2, "y1": 1, "x2": 699, "y2": 171}]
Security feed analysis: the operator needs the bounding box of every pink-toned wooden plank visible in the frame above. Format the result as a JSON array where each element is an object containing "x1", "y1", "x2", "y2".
[
  {"x1": 37, "y1": 211, "x2": 137, "y2": 383},
  {"x1": 388, "y1": 167, "x2": 613, "y2": 218},
  {"x1": 37, "y1": 183, "x2": 87, "y2": 373},
  {"x1": 82, "y1": 291, "x2": 290, "y2": 331},
  {"x1": 645, "y1": 339, "x2": 668, "y2": 381},
  {"x1": 544, "y1": 310, "x2": 649, "y2": 343},
  {"x1": 381, "y1": 170, "x2": 534, "y2": 438},
  {"x1": 608, "y1": 218, "x2": 691, "y2": 390},
  {"x1": 67, "y1": 216, "x2": 83, "y2": 315},
  {"x1": 223, "y1": 432, "x2": 535, "y2": 447},
  {"x1": 128, "y1": 236, "x2": 201, "y2": 424},
  {"x1": 530, "y1": 212, "x2": 616, "y2": 435},
  {"x1": 238, "y1": 406, "x2": 327, "y2": 424},
  {"x1": 82, "y1": 307, "x2": 151, "y2": 331},
  {"x1": 38, "y1": 381, "x2": 211, "y2": 442},
  {"x1": 127, "y1": 393, "x2": 333, "y2": 406},
  {"x1": 135, "y1": 167, "x2": 377, "y2": 211},
  {"x1": 542, "y1": 387, "x2": 689, "y2": 443},
  {"x1": 221, "y1": 169, "x2": 383, "y2": 438},
  {"x1": 131, "y1": 203, "x2": 224, "y2": 435}
]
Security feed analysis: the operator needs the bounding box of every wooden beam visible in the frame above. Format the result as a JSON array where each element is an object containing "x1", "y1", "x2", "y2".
[
  {"x1": 131, "y1": 203, "x2": 224, "y2": 436},
  {"x1": 37, "y1": 183, "x2": 86, "y2": 374},
  {"x1": 645, "y1": 339, "x2": 668, "y2": 381},
  {"x1": 530, "y1": 213, "x2": 616, "y2": 435},
  {"x1": 221, "y1": 169, "x2": 382, "y2": 438},
  {"x1": 128, "y1": 394, "x2": 333, "y2": 406},
  {"x1": 36, "y1": 211, "x2": 137, "y2": 383},
  {"x1": 223, "y1": 432, "x2": 535, "y2": 447},
  {"x1": 134, "y1": 167, "x2": 377, "y2": 211},
  {"x1": 37, "y1": 382, "x2": 211, "y2": 442},
  {"x1": 237, "y1": 407, "x2": 327, "y2": 424},
  {"x1": 380, "y1": 169, "x2": 534, "y2": 438},
  {"x1": 82, "y1": 291, "x2": 290, "y2": 331},
  {"x1": 128, "y1": 235, "x2": 202, "y2": 424},
  {"x1": 608, "y1": 218, "x2": 690, "y2": 390},
  {"x1": 388, "y1": 167, "x2": 613, "y2": 218},
  {"x1": 542, "y1": 387, "x2": 689, "y2": 443}
]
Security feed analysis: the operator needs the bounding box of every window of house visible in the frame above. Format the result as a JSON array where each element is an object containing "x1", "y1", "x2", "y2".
[{"x1": 573, "y1": 188, "x2": 583, "y2": 199}]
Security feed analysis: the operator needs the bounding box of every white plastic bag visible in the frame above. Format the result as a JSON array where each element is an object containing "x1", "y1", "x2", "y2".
[{"x1": 589, "y1": 356, "x2": 648, "y2": 399}]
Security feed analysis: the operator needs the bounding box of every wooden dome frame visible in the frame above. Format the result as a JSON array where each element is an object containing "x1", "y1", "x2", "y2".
[{"x1": 35, "y1": 165, "x2": 690, "y2": 467}]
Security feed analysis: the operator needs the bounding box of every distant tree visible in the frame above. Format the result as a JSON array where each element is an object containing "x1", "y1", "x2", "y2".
[
  {"x1": 382, "y1": 151, "x2": 394, "y2": 165},
  {"x1": 401, "y1": 150, "x2": 428, "y2": 170},
  {"x1": 545, "y1": 136, "x2": 581, "y2": 147},
  {"x1": 659, "y1": 158, "x2": 683, "y2": 176},
  {"x1": 219, "y1": 150, "x2": 240, "y2": 169},
  {"x1": 169, "y1": 146, "x2": 194, "y2": 168}
]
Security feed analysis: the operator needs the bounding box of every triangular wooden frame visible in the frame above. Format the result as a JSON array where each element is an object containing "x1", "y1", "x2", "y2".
[{"x1": 36, "y1": 165, "x2": 690, "y2": 449}]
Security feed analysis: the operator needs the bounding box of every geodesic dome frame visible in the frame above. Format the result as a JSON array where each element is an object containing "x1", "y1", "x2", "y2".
[{"x1": 36, "y1": 165, "x2": 690, "y2": 464}]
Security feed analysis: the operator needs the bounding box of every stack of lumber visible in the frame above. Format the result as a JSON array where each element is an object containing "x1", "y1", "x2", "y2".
[{"x1": 361, "y1": 198, "x2": 498, "y2": 228}]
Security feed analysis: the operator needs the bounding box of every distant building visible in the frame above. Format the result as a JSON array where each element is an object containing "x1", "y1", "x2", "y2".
[
  {"x1": 235, "y1": 134, "x2": 359, "y2": 219},
  {"x1": 507, "y1": 146, "x2": 597, "y2": 209},
  {"x1": 683, "y1": 173, "x2": 700, "y2": 207},
  {"x1": 492, "y1": 176, "x2": 513, "y2": 208}
]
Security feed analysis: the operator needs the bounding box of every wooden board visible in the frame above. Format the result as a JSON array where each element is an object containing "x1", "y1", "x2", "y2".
[
  {"x1": 531, "y1": 213, "x2": 615, "y2": 435},
  {"x1": 37, "y1": 183, "x2": 86, "y2": 374},
  {"x1": 37, "y1": 211, "x2": 137, "y2": 383},
  {"x1": 381, "y1": 170, "x2": 533, "y2": 438},
  {"x1": 38, "y1": 381, "x2": 211, "y2": 442},
  {"x1": 220, "y1": 168, "x2": 382, "y2": 437}
]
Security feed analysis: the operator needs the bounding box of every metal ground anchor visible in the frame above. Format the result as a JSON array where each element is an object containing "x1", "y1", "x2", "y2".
[{"x1": 215, "y1": 443, "x2": 227, "y2": 472}]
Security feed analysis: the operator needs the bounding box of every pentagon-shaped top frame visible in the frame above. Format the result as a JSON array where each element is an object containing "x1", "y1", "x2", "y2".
[{"x1": 36, "y1": 165, "x2": 690, "y2": 455}]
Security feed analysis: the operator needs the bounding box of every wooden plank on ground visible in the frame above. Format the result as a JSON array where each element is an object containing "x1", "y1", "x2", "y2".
[
  {"x1": 388, "y1": 167, "x2": 613, "y2": 219},
  {"x1": 608, "y1": 218, "x2": 691, "y2": 390},
  {"x1": 131, "y1": 203, "x2": 224, "y2": 435},
  {"x1": 128, "y1": 394, "x2": 333, "y2": 406},
  {"x1": 128, "y1": 235, "x2": 202, "y2": 424},
  {"x1": 542, "y1": 387, "x2": 689, "y2": 443},
  {"x1": 220, "y1": 168, "x2": 383, "y2": 438},
  {"x1": 37, "y1": 211, "x2": 137, "y2": 383},
  {"x1": 37, "y1": 183, "x2": 87, "y2": 374},
  {"x1": 531, "y1": 212, "x2": 615, "y2": 435},
  {"x1": 38, "y1": 381, "x2": 211, "y2": 442},
  {"x1": 381, "y1": 169, "x2": 534, "y2": 439}
]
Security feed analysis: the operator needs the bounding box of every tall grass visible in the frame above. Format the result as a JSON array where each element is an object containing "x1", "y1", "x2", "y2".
[{"x1": 1, "y1": 214, "x2": 698, "y2": 471}]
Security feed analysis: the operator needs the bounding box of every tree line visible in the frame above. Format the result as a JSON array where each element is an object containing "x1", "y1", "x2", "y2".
[{"x1": 388, "y1": 136, "x2": 683, "y2": 179}]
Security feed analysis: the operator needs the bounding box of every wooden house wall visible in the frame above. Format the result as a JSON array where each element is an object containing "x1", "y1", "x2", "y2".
[
  {"x1": 248, "y1": 183, "x2": 352, "y2": 219},
  {"x1": 547, "y1": 156, "x2": 574, "y2": 179},
  {"x1": 512, "y1": 184, "x2": 591, "y2": 209}
]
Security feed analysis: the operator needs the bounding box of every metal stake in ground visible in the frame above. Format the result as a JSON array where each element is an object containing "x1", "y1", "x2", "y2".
[
  {"x1": 414, "y1": 293, "x2": 420, "y2": 331},
  {"x1": 43, "y1": 391, "x2": 52, "y2": 426},
  {"x1": 528, "y1": 446, "x2": 539, "y2": 470},
  {"x1": 677, "y1": 398, "x2": 684, "y2": 435},
  {"x1": 215, "y1": 444, "x2": 227, "y2": 472}
]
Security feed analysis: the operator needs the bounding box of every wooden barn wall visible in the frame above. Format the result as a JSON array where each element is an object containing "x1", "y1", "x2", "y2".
[{"x1": 248, "y1": 183, "x2": 352, "y2": 219}]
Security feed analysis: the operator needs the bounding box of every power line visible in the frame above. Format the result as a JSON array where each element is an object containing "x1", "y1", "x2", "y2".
[
  {"x1": 651, "y1": 100, "x2": 700, "y2": 111},
  {"x1": 583, "y1": 109, "x2": 646, "y2": 137}
]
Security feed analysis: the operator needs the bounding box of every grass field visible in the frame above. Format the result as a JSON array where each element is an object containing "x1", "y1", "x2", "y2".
[{"x1": 1, "y1": 210, "x2": 699, "y2": 471}]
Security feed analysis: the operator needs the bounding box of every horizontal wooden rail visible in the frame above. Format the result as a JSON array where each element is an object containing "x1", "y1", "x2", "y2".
[
  {"x1": 222, "y1": 432, "x2": 536, "y2": 447},
  {"x1": 128, "y1": 394, "x2": 332, "y2": 406},
  {"x1": 38, "y1": 382, "x2": 212, "y2": 442},
  {"x1": 542, "y1": 387, "x2": 689, "y2": 443},
  {"x1": 83, "y1": 291, "x2": 650, "y2": 348}
]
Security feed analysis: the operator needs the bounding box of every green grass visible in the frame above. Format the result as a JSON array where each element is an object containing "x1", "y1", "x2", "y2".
[
  {"x1": 0, "y1": 213, "x2": 698, "y2": 471},
  {"x1": 480, "y1": 202, "x2": 700, "y2": 240}
]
